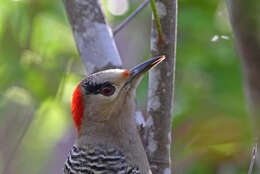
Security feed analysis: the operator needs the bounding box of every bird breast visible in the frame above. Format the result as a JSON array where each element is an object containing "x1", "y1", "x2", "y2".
[{"x1": 64, "y1": 144, "x2": 140, "y2": 174}]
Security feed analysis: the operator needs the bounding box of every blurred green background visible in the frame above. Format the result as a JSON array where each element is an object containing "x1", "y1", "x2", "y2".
[{"x1": 0, "y1": 0, "x2": 256, "y2": 174}]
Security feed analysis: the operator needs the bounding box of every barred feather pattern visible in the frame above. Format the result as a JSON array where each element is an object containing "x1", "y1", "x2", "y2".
[{"x1": 64, "y1": 145, "x2": 140, "y2": 174}]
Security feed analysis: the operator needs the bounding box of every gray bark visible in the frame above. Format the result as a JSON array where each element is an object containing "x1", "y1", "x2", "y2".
[
  {"x1": 145, "y1": 0, "x2": 178, "y2": 174},
  {"x1": 64, "y1": 0, "x2": 122, "y2": 74},
  {"x1": 226, "y1": 0, "x2": 260, "y2": 166}
]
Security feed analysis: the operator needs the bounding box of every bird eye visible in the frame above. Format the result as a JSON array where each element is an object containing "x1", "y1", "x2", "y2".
[{"x1": 100, "y1": 85, "x2": 115, "y2": 96}]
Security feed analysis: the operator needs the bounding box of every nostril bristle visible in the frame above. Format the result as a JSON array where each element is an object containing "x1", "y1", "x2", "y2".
[{"x1": 122, "y1": 70, "x2": 130, "y2": 78}]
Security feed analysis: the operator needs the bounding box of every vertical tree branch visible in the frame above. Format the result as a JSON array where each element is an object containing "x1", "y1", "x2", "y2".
[
  {"x1": 226, "y1": 0, "x2": 260, "y2": 166},
  {"x1": 64, "y1": 0, "x2": 122, "y2": 74},
  {"x1": 145, "y1": 0, "x2": 178, "y2": 173}
]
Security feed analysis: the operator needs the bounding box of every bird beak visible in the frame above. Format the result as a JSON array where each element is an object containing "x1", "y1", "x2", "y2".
[{"x1": 124, "y1": 55, "x2": 166, "y2": 87}]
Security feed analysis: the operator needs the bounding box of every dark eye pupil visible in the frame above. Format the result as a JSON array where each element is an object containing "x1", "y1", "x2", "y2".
[{"x1": 101, "y1": 86, "x2": 115, "y2": 96}]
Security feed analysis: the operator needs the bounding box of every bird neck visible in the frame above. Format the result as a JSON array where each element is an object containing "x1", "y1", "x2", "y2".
[
  {"x1": 75, "y1": 96, "x2": 151, "y2": 174},
  {"x1": 76, "y1": 96, "x2": 139, "y2": 148}
]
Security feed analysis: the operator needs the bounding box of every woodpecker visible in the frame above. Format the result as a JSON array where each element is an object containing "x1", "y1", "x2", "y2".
[{"x1": 64, "y1": 56, "x2": 165, "y2": 174}]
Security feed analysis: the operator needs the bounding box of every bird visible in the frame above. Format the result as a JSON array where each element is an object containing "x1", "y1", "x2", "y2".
[{"x1": 63, "y1": 56, "x2": 165, "y2": 174}]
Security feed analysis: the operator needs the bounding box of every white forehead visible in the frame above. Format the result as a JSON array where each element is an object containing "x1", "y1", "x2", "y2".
[
  {"x1": 88, "y1": 69, "x2": 126, "y2": 84},
  {"x1": 99, "y1": 69, "x2": 125, "y2": 74}
]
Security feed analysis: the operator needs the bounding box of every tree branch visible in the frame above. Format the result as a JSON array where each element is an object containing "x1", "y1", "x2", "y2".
[
  {"x1": 64, "y1": 0, "x2": 122, "y2": 74},
  {"x1": 145, "y1": 0, "x2": 178, "y2": 173},
  {"x1": 226, "y1": 0, "x2": 260, "y2": 167}
]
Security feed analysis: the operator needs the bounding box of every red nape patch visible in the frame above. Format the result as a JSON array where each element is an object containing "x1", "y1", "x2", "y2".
[{"x1": 71, "y1": 83, "x2": 84, "y2": 133}]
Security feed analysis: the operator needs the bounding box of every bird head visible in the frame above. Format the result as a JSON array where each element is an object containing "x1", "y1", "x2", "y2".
[{"x1": 71, "y1": 56, "x2": 165, "y2": 134}]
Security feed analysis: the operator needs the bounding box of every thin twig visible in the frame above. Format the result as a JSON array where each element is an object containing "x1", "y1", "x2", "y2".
[
  {"x1": 113, "y1": 0, "x2": 150, "y2": 36},
  {"x1": 150, "y1": 0, "x2": 164, "y2": 43},
  {"x1": 248, "y1": 143, "x2": 257, "y2": 174}
]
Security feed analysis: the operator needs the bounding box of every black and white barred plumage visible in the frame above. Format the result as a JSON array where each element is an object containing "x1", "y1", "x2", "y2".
[{"x1": 64, "y1": 145, "x2": 140, "y2": 174}]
